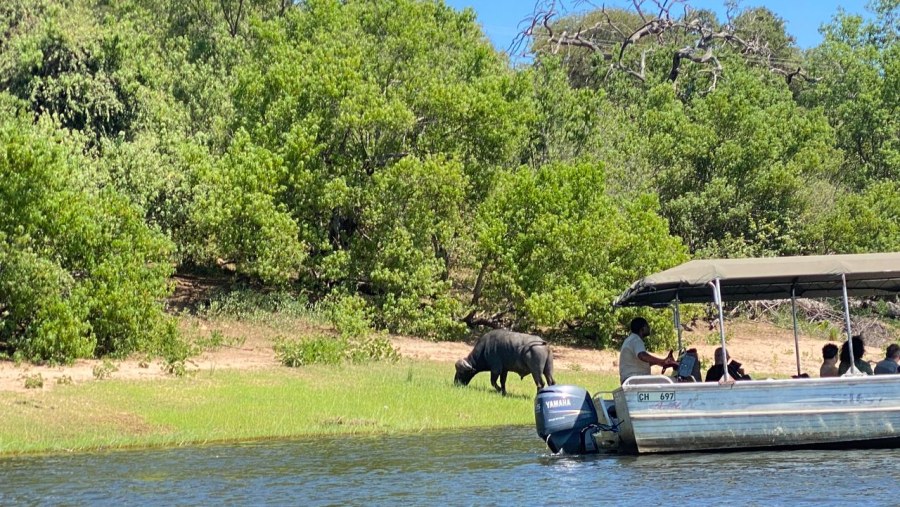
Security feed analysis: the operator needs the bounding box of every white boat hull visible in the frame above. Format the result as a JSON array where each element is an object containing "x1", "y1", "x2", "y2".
[{"x1": 610, "y1": 375, "x2": 900, "y2": 454}]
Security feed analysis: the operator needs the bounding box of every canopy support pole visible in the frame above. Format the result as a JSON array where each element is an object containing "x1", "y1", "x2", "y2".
[
  {"x1": 791, "y1": 288, "x2": 801, "y2": 377},
  {"x1": 710, "y1": 278, "x2": 729, "y2": 382},
  {"x1": 841, "y1": 273, "x2": 860, "y2": 375},
  {"x1": 673, "y1": 298, "x2": 683, "y2": 353}
]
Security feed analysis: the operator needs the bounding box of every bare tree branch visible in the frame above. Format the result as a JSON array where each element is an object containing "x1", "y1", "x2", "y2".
[
  {"x1": 470, "y1": 259, "x2": 490, "y2": 307},
  {"x1": 219, "y1": 0, "x2": 245, "y2": 38},
  {"x1": 619, "y1": 18, "x2": 671, "y2": 62},
  {"x1": 521, "y1": 0, "x2": 815, "y2": 90},
  {"x1": 772, "y1": 66, "x2": 820, "y2": 84},
  {"x1": 461, "y1": 308, "x2": 509, "y2": 329},
  {"x1": 632, "y1": 0, "x2": 648, "y2": 22},
  {"x1": 598, "y1": 6, "x2": 630, "y2": 39},
  {"x1": 619, "y1": 49, "x2": 649, "y2": 81}
]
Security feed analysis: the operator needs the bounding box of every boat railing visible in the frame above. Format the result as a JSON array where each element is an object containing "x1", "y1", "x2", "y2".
[{"x1": 622, "y1": 375, "x2": 675, "y2": 386}]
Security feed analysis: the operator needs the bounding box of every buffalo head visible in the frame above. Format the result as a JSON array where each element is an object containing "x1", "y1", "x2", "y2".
[{"x1": 454, "y1": 359, "x2": 476, "y2": 386}]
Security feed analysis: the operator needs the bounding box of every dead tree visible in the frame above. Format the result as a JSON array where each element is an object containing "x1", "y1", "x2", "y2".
[{"x1": 515, "y1": 0, "x2": 814, "y2": 91}]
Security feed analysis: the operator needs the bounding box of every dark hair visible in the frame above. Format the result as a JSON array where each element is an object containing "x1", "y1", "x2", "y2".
[
  {"x1": 840, "y1": 335, "x2": 865, "y2": 363},
  {"x1": 630, "y1": 317, "x2": 649, "y2": 334},
  {"x1": 886, "y1": 343, "x2": 900, "y2": 360},
  {"x1": 822, "y1": 343, "x2": 838, "y2": 360}
]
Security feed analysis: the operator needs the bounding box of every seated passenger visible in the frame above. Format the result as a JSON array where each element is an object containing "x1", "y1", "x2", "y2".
[
  {"x1": 838, "y1": 335, "x2": 873, "y2": 375},
  {"x1": 705, "y1": 347, "x2": 752, "y2": 382},
  {"x1": 819, "y1": 343, "x2": 839, "y2": 377},
  {"x1": 675, "y1": 348, "x2": 702, "y2": 382},
  {"x1": 874, "y1": 343, "x2": 900, "y2": 375}
]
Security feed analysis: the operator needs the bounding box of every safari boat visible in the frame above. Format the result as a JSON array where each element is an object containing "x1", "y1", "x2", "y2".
[{"x1": 535, "y1": 252, "x2": 900, "y2": 454}]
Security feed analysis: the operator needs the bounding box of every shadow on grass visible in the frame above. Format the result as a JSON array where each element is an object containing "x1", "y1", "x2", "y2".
[{"x1": 454, "y1": 383, "x2": 533, "y2": 401}]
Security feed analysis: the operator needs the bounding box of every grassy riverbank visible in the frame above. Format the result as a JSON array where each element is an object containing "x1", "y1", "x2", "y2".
[
  {"x1": 0, "y1": 301, "x2": 865, "y2": 457},
  {"x1": 0, "y1": 359, "x2": 619, "y2": 456}
]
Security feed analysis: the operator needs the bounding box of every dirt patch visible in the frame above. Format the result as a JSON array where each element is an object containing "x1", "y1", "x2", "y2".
[
  {"x1": 0, "y1": 320, "x2": 889, "y2": 393},
  {"x1": 392, "y1": 321, "x2": 856, "y2": 378},
  {"x1": 0, "y1": 318, "x2": 285, "y2": 393}
]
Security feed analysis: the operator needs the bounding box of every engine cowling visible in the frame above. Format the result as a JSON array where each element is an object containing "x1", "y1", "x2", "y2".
[{"x1": 534, "y1": 384, "x2": 600, "y2": 454}]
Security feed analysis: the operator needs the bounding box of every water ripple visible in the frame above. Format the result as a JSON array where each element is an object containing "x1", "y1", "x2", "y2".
[{"x1": 0, "y1": 427, "x2": 897, "y2": 506}]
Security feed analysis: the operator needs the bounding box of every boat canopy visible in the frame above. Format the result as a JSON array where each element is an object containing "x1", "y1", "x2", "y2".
[{"x1": 615, "y1": 252, "x2": 900, "y2": 307}]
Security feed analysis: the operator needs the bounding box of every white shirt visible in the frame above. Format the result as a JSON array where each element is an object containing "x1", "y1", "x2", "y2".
[{"x1": 619, "y1": 332, "x2": 650, "y2": 383}]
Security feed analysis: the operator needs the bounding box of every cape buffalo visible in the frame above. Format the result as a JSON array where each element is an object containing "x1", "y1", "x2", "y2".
[{"x1": 454, "y1": 330, "x2": 555, "y2": 395}]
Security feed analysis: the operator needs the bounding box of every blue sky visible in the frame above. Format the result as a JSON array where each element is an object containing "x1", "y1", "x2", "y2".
[{"x1": 444, "y1": 0, "x2": 870, "y2": 53}]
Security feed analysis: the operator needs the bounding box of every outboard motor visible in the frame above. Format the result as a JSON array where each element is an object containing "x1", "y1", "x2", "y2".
[{"x1": 535, "y1": 384, "x2": 600, "y2": 454}]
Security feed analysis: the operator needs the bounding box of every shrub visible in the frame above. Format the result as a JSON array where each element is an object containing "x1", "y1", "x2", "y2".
[
  {"x1": 162, "y1": 358, "x2": 189, "y2": 377},
  {"x1": 274, "y1": 333, "x2": 399, "y2": 367},
  {"x1": 187, "y1": 133, "x2": 306, "y2": 285},
  {"x1": 346, "y1": 334, "x2": 400, "y2": 364},
  {"x1": 23, "y1": 373, "x2": 43, "y2": 389},
  {"x1": 275, "y1": 335, "x2": 346, "y2": 367},
  {"x1": 92, "y1": 359, "x2": 119, "y2": 380},
  {"x1": 201, "y1": 286, "x2": 323, "y2": 324},
  {"x1": 0, "y1": 246, "x2": 94, "y2": 362},
  {"x1": 0, "y1": 112, "x2": 180, "y2": 362},
  {"x1": 324, "y1": 293, "x2": 373, "y2": 339}
]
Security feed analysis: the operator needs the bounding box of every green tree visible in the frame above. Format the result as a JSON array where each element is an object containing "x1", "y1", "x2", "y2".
[
  {"x1": 802, "y1": 9, "x2": 899, "y2": 188},
  {"x1": 806, "y1": 180, "x2": 900, "y2": 253},
  {"x1": 471, "y1": 162, "x2": 687, "y2": 347},
  {"x1": 0, "y1": 107, "x2": 177, "y2": 362},
  {"x1": 638, "y1": 65, "x2": 841, "y2": 257},
  {"x1": 223, "y1": 0, "x2": 529, "y2": 321},
  {"x1": 188, "y1": 131, "x2": 306, "y2": 284},
  {"x1": 360, "y1": 156, "x2": 468, "y2": 337},
  {"x1": 0, "y1": 2, "x2": 142, "y2": 146}
]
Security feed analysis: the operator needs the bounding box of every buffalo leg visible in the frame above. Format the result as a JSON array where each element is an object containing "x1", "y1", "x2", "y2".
[
  {"x1": 490, "y1": 370, "x2": 502, "y2": 392},
  {"x1": 543, "y1": 354, "x2": 556, "y2": 386},
  {"x1": 499, "y1": 369, "x2": 509, "y2": 395},
  {"x1": 531, "y1": 370, "x2": 545, "y2": 392}
]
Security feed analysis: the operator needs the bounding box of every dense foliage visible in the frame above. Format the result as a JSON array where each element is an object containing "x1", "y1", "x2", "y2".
[{"x1": 0, "y1": 0, "x2": 897, "y2": 361}]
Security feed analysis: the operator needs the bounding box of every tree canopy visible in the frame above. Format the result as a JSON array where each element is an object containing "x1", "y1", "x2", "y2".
[{"x1": 0, "y1": 0, "x2": 897, "y2": 360}]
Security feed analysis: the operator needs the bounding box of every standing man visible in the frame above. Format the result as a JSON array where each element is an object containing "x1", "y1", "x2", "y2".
[
  {"x1": 619, "y1": 317, "x2": 679, "y2": 383},
  {"x1": 874, "y1": 344, "x2": 900, "y2": 374}
]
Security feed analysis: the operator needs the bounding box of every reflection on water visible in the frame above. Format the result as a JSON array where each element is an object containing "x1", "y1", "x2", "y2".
[{"x1": 1, "y1": 426, "x2": 897, "y2": 505}]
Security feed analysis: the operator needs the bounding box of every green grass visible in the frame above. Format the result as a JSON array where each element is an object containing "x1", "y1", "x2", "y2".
[{"x1": 0, "y1": 360, "x2": 618, "y2": 456}]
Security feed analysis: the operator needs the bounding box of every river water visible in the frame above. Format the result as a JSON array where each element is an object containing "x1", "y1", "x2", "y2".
[{"x1": 1, "y1": 426, "x2": 896, "y2": 506}]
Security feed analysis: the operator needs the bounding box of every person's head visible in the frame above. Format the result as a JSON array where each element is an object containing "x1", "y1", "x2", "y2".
[
  {"x1": 840, "y1": 335, "x2": 865, "y2": 363},
  {"x1": 713, "y1": 347, "x2": 729, "y2": 365},
  {"x1": 629, "y1": 317, "x2": 650, "y2": 337},
  {"x1": 822, "y1": 343, "x2": 839, "y2": 362},
  {"x1": 886, "y1": 343, "x2": 900, "y2": 361}
]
